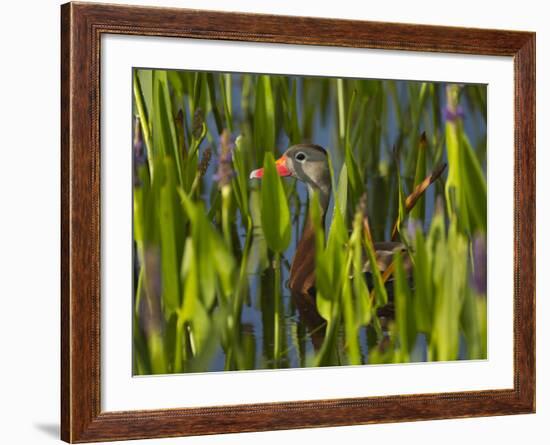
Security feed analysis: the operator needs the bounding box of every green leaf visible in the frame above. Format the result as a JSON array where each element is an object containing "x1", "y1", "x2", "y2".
[
  {"x1": 219, "y1": 74, "x2": 234, "y2": 132},
  {"x1": 351, "y1": 212, "x2": 371, "y2": 326},
  {"x1": 178, "y1": 188, "x2": 235, "y2": 306},
  {"x1": 147, "y1": 332, "x2": 168, "y2": 374},
  {"x1": 460, "y1": 286, "x2": 484, "y2": 360},
  {"x1": 335, "y1": 163, "x2": 348, "y2": 220},
  {"x1": 153, "y1": 70, "x2": 183, "y2": 186},
  {"x1": 363, "y1": 235, "x2": 388, "y2": 307},
  {"x1": 461, "y1": 134, "x2": 487, "y2": 232},
  {"x1": 158, "y1": 158, "x2": 181, "y2": 314},
  {"x1": 180, "y1": 238, "x2": 199, "y2": 320},
  {"x1": 314, "y1": 306, "x2": 342, "y2": 367},
  {"x1": 336, "y1": 78, "x2": 345, "y2": 144},
  {"x1": 178, "y1": 237, "x2": 213, "y2": 363},
  {"x1": 345, "y1": 89, "x2": 357, "y2": 153},
  {"x1": 316, "y1": 205, "x2": 347, "y2": 321},
  {"x1": 232, "y1": 135, "x2": 250, "y2": 221},
  {"x1": 260, "y1": 152, "x2": 291, "y2": 253},
  {"x1": 394, "y1": 159, "x2": 407, "y2": 239},
  {"x1": 247, "y1": 189, "x2": 269, "y2": 274},
  {"x1": 344, "y1": 150, "x2": 364, "y2": 212},
  {"x1": 137, "y1": 69, "x2": 153, "y2": 119},
  {"x1": 394, "y1": 251, "x2": 416, "y2": 361},
  {"x1": 430, "y1": 219, "x2": 468, "y2": 361},
  {"x1": 444, "y1": 84, "x2": 487, "y2": 235},
  {"x1": 167, "y1": 70, "x2": 185, "y2": 102},
  {"x1": 133, "y1": 70, "x2": 154, "y2": 178},
  {"x1": 191, "y1": 72, "x2": 204, "y2": 116},
  {"x1": 412, "y1": 227, "x2": 433, "y2": 333},
  {"x1": 254, "y1": 75, "x2": 276, "y2": 156},
  {"x1": 288, "y1": 79, "x2": 301, "y2": 144},
  {"x1": 279, "y1": 78, "x2": 301, "y2": 144},
  {"x1": 341, "y1": 265, "x2": 362, "y2": 365},
  {"x1": 206, "y1": 73, "x2": 223, "y2": 135}
]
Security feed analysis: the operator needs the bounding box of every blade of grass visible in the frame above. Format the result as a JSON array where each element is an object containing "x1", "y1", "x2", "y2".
[
  {"x1": 206, "y1": 73, "x2": 224, "y2": 135},
  {"x1": 219, "y1": 73, "x2": 234, "y2": 132},
  {"x1": 133, "y1": 70, "x2": 154, "y2": 178}
]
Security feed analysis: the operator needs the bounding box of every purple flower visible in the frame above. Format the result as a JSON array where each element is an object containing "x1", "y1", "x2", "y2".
[
  {"x1": 444, "y1": 84, "x2": 465, "y2": 123},
  {"x1": 471, "y1": 234, "x2": 487, "y2": 295},
  {"x1": 215, "y1": 129, "x2": 236, "y2": 188},
  {"x1": 443, "y1": 105, "x2": 465, "y2": 122},
  {"x1": 212, "y1": 171, "x2": 237, "y2": 183}
]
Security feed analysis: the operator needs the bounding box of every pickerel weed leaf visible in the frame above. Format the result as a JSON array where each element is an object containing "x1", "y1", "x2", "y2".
[
  {"x1": 206, "y1": 73, "x2": 224, "y2": 135},
  {"x1": 316, "y1": 204, "x2": 348, "y2": 322},
  {"x1": 411, "y1": 226, "x2": 433, "y2": 333},
  {"x1": 254, "y1": 75, "x2": 276, "y2": 159},
  {"x1": 260, "y1": 152, "x2": 291, "y2": 254},
  {"x1": 393, "y1": 251, "x2": 416, "y2": 362},
  {"x1": 158, "y1": 157, "x2": 182, "y2": 315}
]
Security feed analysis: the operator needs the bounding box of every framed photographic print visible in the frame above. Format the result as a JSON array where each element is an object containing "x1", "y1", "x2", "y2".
[{"x1": 61, "y1": 1, "x2": 535, "y2": 442}]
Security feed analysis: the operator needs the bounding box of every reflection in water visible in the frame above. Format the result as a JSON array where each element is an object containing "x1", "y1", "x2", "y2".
[{"x1": 291, "y1": 290, "x2": 327, "y2": 353}]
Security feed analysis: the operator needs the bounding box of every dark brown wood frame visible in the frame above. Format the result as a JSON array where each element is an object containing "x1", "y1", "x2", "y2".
[{"x1": 61, "y1": 1, "x2": 536, "y2": 442}]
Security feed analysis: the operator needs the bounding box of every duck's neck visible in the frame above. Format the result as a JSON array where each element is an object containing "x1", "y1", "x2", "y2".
[
  {"x1": 288, "y1": 184, "x2": 331, "y2": 295},
  {"x1": 306, "y1": 183, "x2": 331, "y2": 216}
]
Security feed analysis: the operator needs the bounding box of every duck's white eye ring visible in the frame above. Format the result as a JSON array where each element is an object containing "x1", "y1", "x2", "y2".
[{"x1": 295, "y1": 152, "x2": 307, "y2": 162}]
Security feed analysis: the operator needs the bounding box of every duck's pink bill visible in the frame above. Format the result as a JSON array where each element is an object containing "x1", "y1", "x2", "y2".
[{"x1": 249, "y1": 155, "x2": 291, "y2": 179}]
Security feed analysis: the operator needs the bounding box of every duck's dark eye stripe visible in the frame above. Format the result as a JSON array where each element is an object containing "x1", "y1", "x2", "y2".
[{"x1": 296, "y1": 152, "x2": 306, "y2": 161}]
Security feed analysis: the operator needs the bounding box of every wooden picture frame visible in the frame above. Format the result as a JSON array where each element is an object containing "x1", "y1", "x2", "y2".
[{"x1": 61, "y1": 2, "x2": 535, "y2": 442}]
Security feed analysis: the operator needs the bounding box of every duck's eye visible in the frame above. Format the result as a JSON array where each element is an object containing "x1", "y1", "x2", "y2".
[{"x1": 295, "y1": 152, "x2": 307, "y2": 162}]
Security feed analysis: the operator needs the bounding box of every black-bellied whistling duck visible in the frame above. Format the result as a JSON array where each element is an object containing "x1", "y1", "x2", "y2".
[{"x1": 250, "y1": 144, "x2": 408, "y2": 299}]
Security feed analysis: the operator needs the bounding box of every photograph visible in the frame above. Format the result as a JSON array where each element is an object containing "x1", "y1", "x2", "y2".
[{"x1": 131, "y1": 68, "x2": 488, "y2": 375}]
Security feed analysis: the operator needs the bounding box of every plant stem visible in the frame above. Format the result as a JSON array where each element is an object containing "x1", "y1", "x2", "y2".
[
  {"x1": 273, "y1": 253, "x2": 282, "y2": 365},
  {"x1": 342, "y1": 255, "x2": 361, "y2": 365},
  {"x1": 336, "y1": 78, "x2": 345, "y2": 146},
  {"x1": 221, "y1": 185, "x2": 232, "y2": 250},
  {"x1": 173, "y1": 313, "x2": 185, "y2": 373}
]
